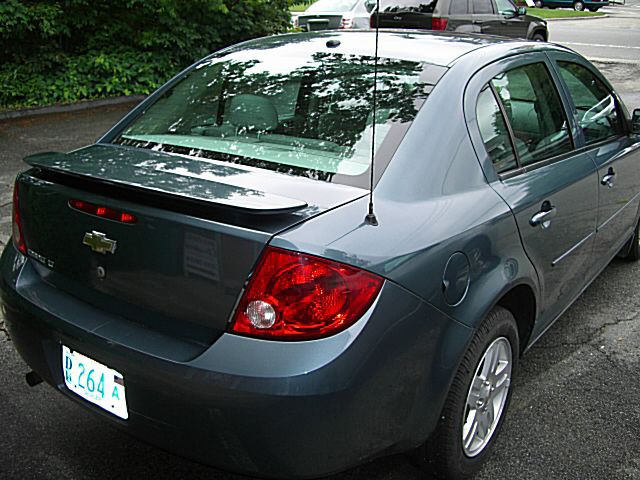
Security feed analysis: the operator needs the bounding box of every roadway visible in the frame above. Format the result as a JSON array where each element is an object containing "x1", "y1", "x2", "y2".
[{"x1": 550, "y1": 0, "x2": 640, "y2": 108}]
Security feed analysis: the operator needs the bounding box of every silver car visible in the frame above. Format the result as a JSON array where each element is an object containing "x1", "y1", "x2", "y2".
[{"x1": 296, "y1": 0, "x2": 375, "y2": 30}]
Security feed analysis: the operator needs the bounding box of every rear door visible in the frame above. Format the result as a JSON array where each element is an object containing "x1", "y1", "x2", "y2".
[
  {"x1": 471, "y1": 0, "x2": 497, "y2": 32},
  {"x1": 466, "y1": 53, "x2": 599, "y2": 333},
  {"x1": 489, "y1": 0, "x2": 529, "y2": 38},
  {"x1": 549, "y1": 53, "x2": 640, "y2": 266},
  {"x1": 446, "y1": 0, "x2": 476, "y2": 33}
]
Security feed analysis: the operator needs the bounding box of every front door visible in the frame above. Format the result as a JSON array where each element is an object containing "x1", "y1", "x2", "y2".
[{"x1": 550, "y1": 55, "x2": 640, "y2": 266}]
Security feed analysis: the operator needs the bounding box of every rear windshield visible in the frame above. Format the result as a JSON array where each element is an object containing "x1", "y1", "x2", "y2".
[
  {"x1": 113, "y1": 43, "x2": 432, "y2": 186},
  {"x1": 306, "y1": 0, "x2": 360, "y2": 12},
  {"x1": 380, "y1": 0, "x2": 439, "y2": 13}
]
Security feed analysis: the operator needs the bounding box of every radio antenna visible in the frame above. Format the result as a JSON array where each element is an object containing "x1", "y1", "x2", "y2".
[{"x1": 364, "y1": 0, "x2": 380, "y2": 227}]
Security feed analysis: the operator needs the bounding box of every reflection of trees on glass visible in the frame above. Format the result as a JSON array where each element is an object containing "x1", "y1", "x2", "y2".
[
  {"x1": 380, "y1": 0, "x2": 439, "y2": 13},
  {"x1": 116, "y1": 50, "x2": 429, "y2": 183}
]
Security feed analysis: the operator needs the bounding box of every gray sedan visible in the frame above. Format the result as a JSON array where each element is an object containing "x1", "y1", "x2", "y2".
[{"x1": 2, "y1": 31, "x2": 640, "y2": 479}]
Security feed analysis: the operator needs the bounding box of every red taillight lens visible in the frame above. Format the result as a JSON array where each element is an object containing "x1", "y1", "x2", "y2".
[
  {"x1": 339, "y1": 16, "x2": 354, "y2": 29},
  {"x1": 432, "y1": 17, "x2": 448, "y2": 31},
  {"x1": 69, "y1": 199, "x2": 137, "y2": 224},
  {"x1": 12, "y1": 180, "x2": 27, "y2": 255},
  {"x1": 230, "y1": 247, "x2": 384, "y2": 340}
]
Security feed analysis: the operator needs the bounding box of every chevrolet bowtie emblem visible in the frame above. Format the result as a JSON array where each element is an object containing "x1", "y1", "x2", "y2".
[{"x1": 82, "y1": 231, "x2": 117, "y2": 255}]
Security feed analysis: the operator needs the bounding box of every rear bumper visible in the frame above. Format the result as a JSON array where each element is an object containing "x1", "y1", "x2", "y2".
[{"x1": 1, "y1": 243, "x2": 472, "y2": 479}]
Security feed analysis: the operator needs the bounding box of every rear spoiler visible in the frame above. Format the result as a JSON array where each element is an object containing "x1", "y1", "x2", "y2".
[{"x1": 24, "y1": 150, "x2": 308, "y2": 215}]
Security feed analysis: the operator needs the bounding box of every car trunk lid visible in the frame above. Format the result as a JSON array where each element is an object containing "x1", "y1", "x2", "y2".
[
  {"x1": 297, "y1": 13, "x2": 345, "y2": 30},
  {"x1": 18, "y1": 144, "x2": 366, "y2": 348}
]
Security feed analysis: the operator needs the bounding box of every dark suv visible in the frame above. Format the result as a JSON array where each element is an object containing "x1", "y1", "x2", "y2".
[{"x1": 371, "y1": 0, "x2": 548, "y2": 41}]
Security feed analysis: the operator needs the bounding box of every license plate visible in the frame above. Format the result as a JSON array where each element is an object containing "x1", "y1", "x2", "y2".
[{"x1": 62, "y1": 345, "x2": 128, "y2": 420}]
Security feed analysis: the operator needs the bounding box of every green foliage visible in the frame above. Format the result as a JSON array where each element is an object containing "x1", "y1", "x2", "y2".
[
  {"x1": 526, "y1": 7, "x2": 604, "y2": 18},
  {"x1": 0, "y1": 0, "x2": 293, "y2": 109},
  {"x1": 290, "y1": 2, "x2": 314, "y2": 11}
]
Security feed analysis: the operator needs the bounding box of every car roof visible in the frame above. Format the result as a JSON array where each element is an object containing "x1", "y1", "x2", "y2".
[{"x1": 223, "y1": 30, "x2": 575, "y2": 68}]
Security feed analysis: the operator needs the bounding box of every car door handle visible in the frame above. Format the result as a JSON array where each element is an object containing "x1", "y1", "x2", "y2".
[
  {"x1": 530, "y1": 202, "x2": 557, "y2": 228},
  {"x1": 601, "y1": 167, "x2": 615, "y2": 188}
]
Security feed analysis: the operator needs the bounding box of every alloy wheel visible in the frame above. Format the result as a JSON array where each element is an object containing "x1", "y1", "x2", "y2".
[{"x1": 461, "y1": 337, "x2": 513, "y2": 457}]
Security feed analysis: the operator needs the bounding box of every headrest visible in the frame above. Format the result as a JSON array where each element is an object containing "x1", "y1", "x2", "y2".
[{"x1": 228, "y1": 94, "x2": 278, "y2": 131}]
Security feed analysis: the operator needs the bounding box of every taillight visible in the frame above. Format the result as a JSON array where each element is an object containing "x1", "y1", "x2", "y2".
[
  {"x1": 340, "y1": 16, "x2": 354, "y2": 29},
  {"x1": 230, "y1": 247, "x2": 383, "y2": 340},
  {"x1": 69, "y1": 199, "x2": 137, "y2": 224},
  {"x1": 12, "y1": 180, "x2": 27, "y2": 255},
  {"x1": 370, "y1": 14, "x2": 377, "y2": 29},
  {"x1": 432, "y1": 17, "x2": 448, "y2": 31}
]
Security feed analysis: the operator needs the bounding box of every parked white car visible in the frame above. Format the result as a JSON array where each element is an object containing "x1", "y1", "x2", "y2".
[{"x1": 296, "y1": 0, "x2": 375, "y2": 30}]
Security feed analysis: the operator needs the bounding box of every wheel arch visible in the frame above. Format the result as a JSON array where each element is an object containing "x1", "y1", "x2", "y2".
[
  {"x1": 495, "y1": 283, "x2": 537, "y2": 355},
  {"x1": 530, "y1": 27, "x2": 548, "y2": 42}
]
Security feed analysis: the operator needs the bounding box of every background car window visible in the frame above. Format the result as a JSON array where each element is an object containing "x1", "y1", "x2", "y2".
[
  {"x1": 449, "y1": 0, "x2": 469, "y2": 14},
  {"x1": 557, "y1": 61, "x2": 621, "y2": 145},
  {"x1": 307, "y1": 0, "x2": 360, "y2": 12},
  {"x1": 380, "y1": 0, "x2": 439, "y2": 13},
  {"x1": 494, "y1": 0, "x2": 516, "y2": 15},
  {"x1": 477, "y1": 86, "x2": 517, "y2": 173},
  {"x1": 491, "y1": 63, "x2": 573, "y2": 166},
  {"x1": 472, "y1": 0, "x2": 494, "y2": 14}
]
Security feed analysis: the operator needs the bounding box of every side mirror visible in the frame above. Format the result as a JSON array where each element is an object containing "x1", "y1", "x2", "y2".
[
  {"x1": 518, "y1": 6, "x2": 527, "y2": 15},
  {"x1": 632, "y1": 109, "x2": 640, "y2": 134}
]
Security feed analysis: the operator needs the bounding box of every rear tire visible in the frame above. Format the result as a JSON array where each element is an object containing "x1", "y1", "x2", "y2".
[
  {"x1": 531, "y1": 32, "x2": 546, "y2": 42},
  {"x1": 574, "y1": 1, "x2": 585, "y2": 10},
  {"x1": 414, "y1": 307, "x2": 519, "y2": 479}
]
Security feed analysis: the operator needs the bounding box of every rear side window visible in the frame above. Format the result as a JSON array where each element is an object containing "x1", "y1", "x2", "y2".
[
  {"x1": 495, "y1": 0, "x2": 516, "y2": 14},
  {"x1": 449, "y1": 0, "x2": 469, "y2": 14},
  {"x1": 472, "y1": 0, "x2": 494, "y2": 14},
  {"x1": 557, "y1": 61, "x2": 622, "y2": 145},
  {"x1": 491, "y1": 63, "x2": 572, "y2": 167},
  {"x1": 477, "y1": 86, "x2": 517, "y2": 173}
]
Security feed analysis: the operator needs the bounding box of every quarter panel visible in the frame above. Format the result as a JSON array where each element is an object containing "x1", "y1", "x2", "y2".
[{"x1": 275, "y1": 64, "x2": 540, "y2": 329}]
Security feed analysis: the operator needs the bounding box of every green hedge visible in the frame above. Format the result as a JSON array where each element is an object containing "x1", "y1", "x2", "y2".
[{"x1": 0, "y1": 0, "x2": 293, "y2": 109}]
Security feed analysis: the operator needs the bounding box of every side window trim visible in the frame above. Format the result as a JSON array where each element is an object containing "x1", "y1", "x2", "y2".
[
  {"x1": 488, "y1": 82, "x2": 522, "y2": 169},
  {"x1": 499, "y1": 148, "x2": 583, "y2": 180}
]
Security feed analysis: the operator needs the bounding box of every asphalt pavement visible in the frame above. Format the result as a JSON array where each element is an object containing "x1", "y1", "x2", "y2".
[
  {"x1": 549, "y1": 0, "x2": 640, "y2": 109},
  {"x1": 1, "y1": 13, "x2": 640, "y2": 479},
  {"x1": 550, "y1": 1, "x2": 640, "y2": 62}
]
